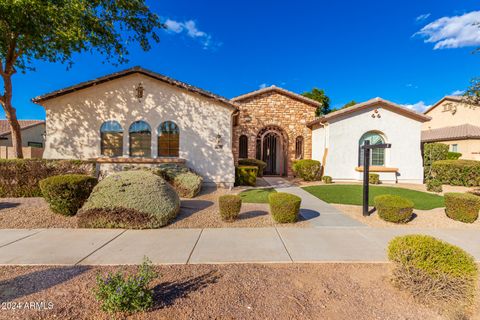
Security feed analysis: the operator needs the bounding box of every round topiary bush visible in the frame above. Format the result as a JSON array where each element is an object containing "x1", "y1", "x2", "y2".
[
  {"x1": 374, "y1": 195, "x2": 413, "y2": 223},
  {"x1": 322, "y1": 176, "x2": 332, "y2": 184},
  {"x1": 268, "y1": 192, "x2": 301, "y2": 223},
  {"x1": 77, "y1": 171, "x2": 180, "y2": 229},
  {"x1": 292, "y1": 159, "x2": 321, "y2": 181},
  {"x1": 426, "y1": 178, "x2": 443, "y2": 193},
  {"x1": 39, "y1": 174, "x2": 97, "y2": 216},
  {"x1": 218, "y1": 195, "x2": 242, "y2": 221},
  {"x1": 388, "y1": 235, "x2": 478, "y2": 308},
  {"x1": 238, "y1": 158, "x2": 267, "y2": 177},
  {"x1": 369, "y1": 173, "x2": 380, "y2": 184},
  {"x1": 444, "y1": 193, "x2": 480, "y2": 223}
]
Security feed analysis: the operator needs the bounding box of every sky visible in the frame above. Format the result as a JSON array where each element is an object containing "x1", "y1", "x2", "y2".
[{"x1": 2, "y1": 0, "x2": 480, "y2": 120}]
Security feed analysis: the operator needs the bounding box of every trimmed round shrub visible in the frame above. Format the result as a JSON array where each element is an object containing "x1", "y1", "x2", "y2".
[
  {"x1": 292, "y1": 159, "x2": 321, "y2": 181},
  {"x1": 219, "y1": 195, "x2": 242, "y2": 221},
  {"x1": 78, "y1": 171, "x2": 180, "y2": 229},
  {"x1": 268, "y1": 192, "x2": 301, "y2": 223},
  {"x1": 388, "y1": 235, "x2": 478, "y2": 308},
  {"x1": 374, "y1": 195, "x2": 413, "y2": 223},
  {"x1": 444, "y1": 193, "x2": 480, "y2": 223},
  {"x1": 39, "y1": 174, "x2": 97, "y2": 216},
  {"x1": 322, "y1": 175, "x2": 333, "y2": 184},
  {"x1": 426, "y1": 178, "x2": 442, "y2": 193},
  {"x1": 369, "y1": 173, "x2": 380, "y2": 184},
  {"x1": 238, "y1": 158, "x2": 267, "y2": 177},
  {"x1": 235, "y1": 166, "x2": 258, "y2": 186}
]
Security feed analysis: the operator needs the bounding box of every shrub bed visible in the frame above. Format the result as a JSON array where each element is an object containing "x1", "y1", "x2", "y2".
[
  {"x1": 369, "y1": 173, "x2": 380, "y2": 184},
  {"x1": 238, "y1": 159, "x2": 267, "y2": 177},
  {"x1": 292, "y1": 159, "x2": 321, "y2": 181},
  {"x1": 388, "y1": 235, "x2": 478, "y2": 309},
  {"x1": 322, "y1": 176, "x2": 332, "y2": 184},
  {"x1": 444, "y1": 193, "x2": 480, "y2": 223},
  {"x1": 78, "y1": 171, "x2": 180, "y2": 229},
  {"x1": 426, "y1": 178, "x2": 442, "y2": 193},
  {"x1": 39, "y1": 174, "x2": 97, "y2": 216},
  {"x1": 268, "y1": 192, "x2": 301, "y2": 223},
  {"x1": 423, "y1": 143, "x2": 449, "y2": 180},
  {"x1": 218, "y1": 195, "x2": 242, "y2": 221},
  {"x1": 0, "y1": 159, "x2": 96, "y2": 197},
  {"x1": 235, "y1": 166, "x2": 258, "y2": 186},
  {"x1": 374, "y1": 195, "x2": 413, "y2": 223},
  {"x1": 431, "y1": 160, "x2": 480, "y2": 187}
]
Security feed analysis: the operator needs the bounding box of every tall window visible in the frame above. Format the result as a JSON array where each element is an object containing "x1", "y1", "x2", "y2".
[
  {"x1": 129, "y1": 121, "x2": 151, "y2": 157},
  {"x1": 295, "y1": 136, "x2": 304, "y2": 159},
  {"x1": 100, "y1": 121, "x2": 123, "y2": 157},
  {"x1": 239, "y1": 135, "x2": 248, "y2": 158},
  {"x1": 158, "y1": 121, "x2": 179, "y2": 157},
  {"x1": 359, "y1": 132, "x2": 385, "y2": 166}
]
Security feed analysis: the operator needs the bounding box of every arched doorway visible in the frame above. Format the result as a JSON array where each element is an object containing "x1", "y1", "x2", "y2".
[{"x1": 256, "y1": 126, "x2": 288, "y2": 176}]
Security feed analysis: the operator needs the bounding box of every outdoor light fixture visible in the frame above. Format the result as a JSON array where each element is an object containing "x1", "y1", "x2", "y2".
[{"x1": 135, "y1": 82, "x2": 144, "y2": 101}]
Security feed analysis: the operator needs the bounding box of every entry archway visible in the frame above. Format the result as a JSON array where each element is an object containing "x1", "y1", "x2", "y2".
[{"x1": 256, "y1": 126, "x2": 288, "y2": 176}]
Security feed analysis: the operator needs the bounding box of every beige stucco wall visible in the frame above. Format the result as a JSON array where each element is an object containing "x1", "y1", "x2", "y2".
[
  {"x1": 0, "y1": 123, "x2": 45, "y2": 147},
  {"x1": 437, "y1": 139, "x2": 480, "y2": 161},
  {"x1": 423, "y1": 99, "x2": 480, "y2": 130},
  {"x1": 39, "y1": 73, "x2": 236, "y2": 186}
]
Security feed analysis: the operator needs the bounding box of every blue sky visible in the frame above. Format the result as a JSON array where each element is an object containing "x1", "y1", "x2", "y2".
[{"x1": 2, "y1": 0, "x2": 480, "y2": 120}]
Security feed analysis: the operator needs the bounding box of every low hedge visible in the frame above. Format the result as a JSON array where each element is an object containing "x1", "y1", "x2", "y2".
[
  {"x1": 218, "y1": 195, "x2": 242, "y2": 221},
  {"x1": 268, "y1": 192, "x2": 301, "y2": 223},
  {"x1": 374, "y1": 195, "x2": 414, "y2": 223},
  {"x1": 292, "y1": 159, "x2": 321, "y2": 181},
  {"x1": 447, "y1": 152, "x2": 462, "y2": 160},
  {"x1": 431, "y1": 160, "x2": 480, "y2": 187},
  {"x1": 39, "y1": 174, "x2": 97, "y2": 216},
  {"x1": 235, "y1": 166, "x2": 258, "y2": 186},
  {"x1": 322, "y1": 176, "x2": 332, "y2": 184},
  {"x1": 0, "y1": 159, "x2": 96, "y2": 197},
  {"x1": 369, "y1": 173, "x2": 380, "y2": 184},
  {"x1": 388, "y1": 235, "x2": 478, "y2": 308},
  {"x1": 238, "y1": 159, "x2": 266, "y2": 177},
  {"x1": 426, "y1": 178, "x2": 442, "y2": 193},
  {"x1": 444, "y1": 193, "x2": 480, "y2": 223}
]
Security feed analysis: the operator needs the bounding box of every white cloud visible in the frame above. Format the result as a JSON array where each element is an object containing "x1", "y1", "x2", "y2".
[
  {"x1": 415, "y1": 11, "x2": 480, "y2": 49},
  {"x1": 451, "y1": 89, "x2": 465, "y2": 96},
  {"x1": 402, "y1": 101, "x2": 431, "y2": 112},
  {"x1": 406, "y1": 83, "x2": 418, "y2": 89},
  {"x1": 259, "y1": 83, "x2": 268, "y2": 89},
  {"x1": 164, "y1": 19, "x2": 220, "y2": 49},
  {"x1": 416, "y1": 13, "x2": 431, "y2": 22}
]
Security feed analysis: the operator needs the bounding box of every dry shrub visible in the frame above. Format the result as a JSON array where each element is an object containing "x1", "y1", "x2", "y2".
[{"x1": 78, "y1": 208, "x2": 153, "y2": 229}]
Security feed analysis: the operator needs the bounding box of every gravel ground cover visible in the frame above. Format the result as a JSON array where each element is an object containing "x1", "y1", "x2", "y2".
[{"x1": 0, "y1": 263, "x2": 462, "y2": 320}]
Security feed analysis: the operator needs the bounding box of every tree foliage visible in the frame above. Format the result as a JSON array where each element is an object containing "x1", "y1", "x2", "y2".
[
  {"x1": 0, "y1": 0, "x2": 164, "y2": 157},
  {"x1": 342, "y1": 100, "x2": 357, "y2": 109},
  {"x1": 462, "y1": 77, "x2": 480, "y2": 105},
  {"x1": 302, "y1": 88, "x2": 331, "y2": 116}
]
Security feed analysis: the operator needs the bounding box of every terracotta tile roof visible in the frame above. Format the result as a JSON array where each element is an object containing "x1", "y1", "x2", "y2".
[
  {"x1": 0, "y1": 120, "x2": 45, "y2": 136},
  {"x1": 32, "y1": 66, "x2": 239, "y2": 110},
  {"x1": 307, "y1": 97, "x2": 431, "y2": 127},
  {"x1": 421, "y1": 124, "x2": 480, "y2": 142},
  {"x1": 231, "y1": 85, "x2": 321, "y2": 107}
]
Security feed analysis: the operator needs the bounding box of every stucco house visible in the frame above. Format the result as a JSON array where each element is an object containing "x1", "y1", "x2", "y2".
[
  {"x1": 33, "y1": 66, "x2": 429, "y2": 186},
  {"x1": 422, "y1": 96, "x2": 480, "y2": 160},
  {"x1": 0, "y1": 120, "x2": 45, "y2": 148}
]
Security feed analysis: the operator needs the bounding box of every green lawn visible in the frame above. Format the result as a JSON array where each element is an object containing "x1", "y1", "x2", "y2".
[
  {"x1": 239, "y1": 188, "x2": 276, "y2": 203},
  {"x1": 303, "y1": 185, "x2": 444, "y2": 210}
]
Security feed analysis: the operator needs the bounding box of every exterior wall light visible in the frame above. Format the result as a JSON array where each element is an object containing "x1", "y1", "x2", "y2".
[{"x1": 135, "y1": 83, "x2": 144, "y2": 101}]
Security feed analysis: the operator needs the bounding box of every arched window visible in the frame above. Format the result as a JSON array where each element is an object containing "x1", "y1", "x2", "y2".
[
  {"x1": 129, "y1": 121, "x2": 151, "y2": 157},
  {"x1": 100, "y1": 121, "x2": 123, "y2": 157},
  {"x1": 359, "y1": 132, "x2": 385, "y2": 166},
  {"x1": 158, "y1": 121, "x2": 179, "y2": 157},
  {"x1": 239, "y1": 135, "x2": 248, "y2": 158},
  {"x1": 295, "y1": 136, "x2": 304, "y2": 159}
]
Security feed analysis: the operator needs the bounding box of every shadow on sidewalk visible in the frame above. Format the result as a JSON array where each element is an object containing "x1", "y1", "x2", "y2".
[{"x1": 0, "y1": 266, "x2": 90, "y2": 301}]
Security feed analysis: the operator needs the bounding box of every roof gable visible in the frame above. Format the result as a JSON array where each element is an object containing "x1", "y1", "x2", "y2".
[
  {"x1": 307, "y1": 97, "x2": 431, "y2": 127},
  {"x1": 232, "y1": 85, "x2": 321, "y2": 108},
  {"x1": 32, "y1": 66, "x2": 238, "y2": 110},
  {"x1": 424, "y1": 95, "x2": 478, "y2": 115}
]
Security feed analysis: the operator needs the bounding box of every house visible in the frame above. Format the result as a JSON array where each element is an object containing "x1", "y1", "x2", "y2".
[
  {"x1": 0, "y1": 120, "x2": 45, "y2": 159},
  {"x1": 33, "y1": 66, "x2": 429, "y2": 186},
  {"x1": 308, "y1": 98, "x2": 430, "y2": 184},
  {"x1": 421, "y1": 96, "x2": 480, "y2": 160}
]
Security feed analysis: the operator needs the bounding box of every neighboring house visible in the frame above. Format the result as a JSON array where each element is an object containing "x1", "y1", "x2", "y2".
[
  {"x1": 308, "y1": 98, "x2": 430, "y2": 184},
  {"x1": 421, "y1": 96, "x2": 480, "y2": 160},
  {"x1": 33, "y1": 67, "x2": 429, "y2": 186},
  {"x1": 0, "y1": 120, "x2": 45, "y2": 147}
]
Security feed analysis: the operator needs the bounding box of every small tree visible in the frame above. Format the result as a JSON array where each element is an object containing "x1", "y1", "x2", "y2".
[
  {"x1": 0, "y1": 0, "x2": 163, "y2": 158},
  {"x1": 462, "y1": 78, "x2": 480, "y2": 105},
  {"x1": 302, "y1": 88, "x2": 331, "y2": 116}
]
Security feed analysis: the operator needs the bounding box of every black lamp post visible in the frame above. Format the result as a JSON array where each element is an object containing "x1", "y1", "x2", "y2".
[{"x1": 361, "y1": 141, "x2": 391, "y2": 216}]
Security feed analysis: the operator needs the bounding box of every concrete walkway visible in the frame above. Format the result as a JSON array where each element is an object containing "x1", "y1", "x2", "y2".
[
  {"x1": 0, "y1": 227, "x2": 479, "y2": 265},
  {"x1": 263, "y1": 177, "x2": 365, "y2": 227}
]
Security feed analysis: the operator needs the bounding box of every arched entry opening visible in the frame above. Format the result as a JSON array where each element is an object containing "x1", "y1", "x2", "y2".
[{"x1": 256, "y1": 126, "x2": 288, "y2": 176}]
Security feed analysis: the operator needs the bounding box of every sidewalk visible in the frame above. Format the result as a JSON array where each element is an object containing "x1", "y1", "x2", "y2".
[{"x1": 0, "y1": 227, "x2": 478, "y2": 265}]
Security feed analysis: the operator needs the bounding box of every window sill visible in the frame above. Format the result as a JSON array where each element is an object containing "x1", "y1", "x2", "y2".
[
  {"x1": 95, "y1": 157, "x2": 185, "y2": 164},
  {"x1": 355, "y1": 166, "x2": 398, "y2": 172}
]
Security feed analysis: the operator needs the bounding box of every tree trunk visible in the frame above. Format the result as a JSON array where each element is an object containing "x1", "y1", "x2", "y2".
[{"x1": 0, "y1": 73, "x2": 23, "y2": 158}]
